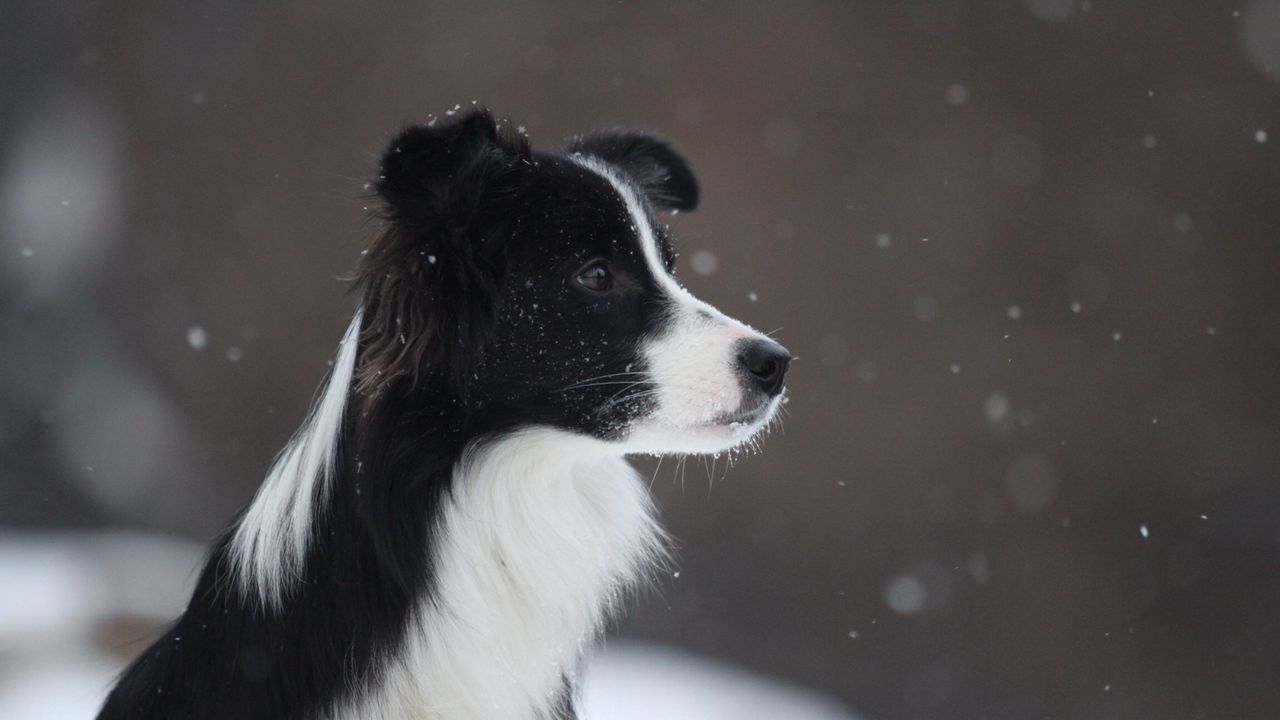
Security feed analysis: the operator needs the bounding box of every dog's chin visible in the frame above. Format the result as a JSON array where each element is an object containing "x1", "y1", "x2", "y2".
[{"x1": 618, "y1": 395, "x2": 783, "y2": 456}]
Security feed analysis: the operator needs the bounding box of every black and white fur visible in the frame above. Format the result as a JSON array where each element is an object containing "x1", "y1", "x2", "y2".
[{"x1": 98, "y1": 109, "x2": 791, "y2": 720}]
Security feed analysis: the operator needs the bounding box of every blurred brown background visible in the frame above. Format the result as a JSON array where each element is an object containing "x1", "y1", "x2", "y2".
[{"x1": 4, "y1": 1, "x2": 1280, "y2": 718}]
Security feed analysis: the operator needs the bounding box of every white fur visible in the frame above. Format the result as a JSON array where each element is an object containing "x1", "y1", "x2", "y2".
[
  {"x1": 570, "y1": 156, "x2": 777, "y2": 455},
  {"x1": 229, "y1": 310, "x2": 363, "y2": 610},
  {"x1": 344, "y1": 429, "x2": 666, "y2": 720}
]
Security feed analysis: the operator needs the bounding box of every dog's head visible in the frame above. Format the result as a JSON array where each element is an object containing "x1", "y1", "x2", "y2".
[{"x1": 359, "y1": 109, "x2": 789, "y2": 455}]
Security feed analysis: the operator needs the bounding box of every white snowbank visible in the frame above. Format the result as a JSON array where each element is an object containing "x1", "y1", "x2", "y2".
[{"x1": 0, "y1": 532, "x2": 861, "y2": 720}]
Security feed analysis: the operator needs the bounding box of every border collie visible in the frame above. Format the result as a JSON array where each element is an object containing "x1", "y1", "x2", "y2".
[{"x1": 98, "y1": 109, "x2": 790, "y2": 720}]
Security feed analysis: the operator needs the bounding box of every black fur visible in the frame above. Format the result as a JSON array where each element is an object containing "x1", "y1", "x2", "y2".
[
  {"x1": 568, "y1": 128, "x2": 700, "y2": 212},
  {"x1": 98, "y1": 109, "x2": 700, "y2": 719},
  {"x1": 570, "y1": 128, "x2": 701, "y2": 211}
]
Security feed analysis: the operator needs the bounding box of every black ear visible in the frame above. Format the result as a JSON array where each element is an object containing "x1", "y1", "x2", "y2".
[
  {"x1": 376, "y1": 109, "x2": 531, "y2": 247},
  {"x1": 568, "y1": 128, "x2": 699, "y2": 212},
  {"x1": 357, "y1": 109, "x2": 531, "y2": 392}
]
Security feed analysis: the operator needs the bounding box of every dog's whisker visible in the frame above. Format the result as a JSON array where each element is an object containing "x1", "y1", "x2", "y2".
[
  {"x1": 649, "y1": 455, "x2": 665, "y2": 491},
  {"x1": 554, "y1": 371, "x2": 650, "y2": 392},
  {"x1": 603, "y1": 380, "x2": 658, "y2": 403},
  {"x1": 557, "y1": 380, "x2": 657, "y2": 393}
]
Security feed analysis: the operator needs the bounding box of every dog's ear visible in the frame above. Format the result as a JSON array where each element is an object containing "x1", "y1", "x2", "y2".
[
  {"x1": 357, "y1": 109, "x2": 532, "y2": 392},
  {"x1": 376, "y1": 109, "x2": 531, "y2": 254},
  {"x1": 568, "y1": 129, "x2": 699, "y2": 212}
]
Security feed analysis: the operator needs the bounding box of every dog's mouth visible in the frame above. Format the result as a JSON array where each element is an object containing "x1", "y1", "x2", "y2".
[
  {"x1": 620, "y1": 393, "x2": 784, "y2": 455},
  {"x1": 705, "y1": 394, "x2": 782, "y2": 430}
]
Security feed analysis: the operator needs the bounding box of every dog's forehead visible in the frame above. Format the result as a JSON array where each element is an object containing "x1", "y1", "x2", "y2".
[{"x1": 527, "y1": 153, "x2": 676, "y2": 272}]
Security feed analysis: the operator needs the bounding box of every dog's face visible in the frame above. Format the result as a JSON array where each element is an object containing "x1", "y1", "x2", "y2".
[{"x1": 361, "y1": 110, "x2": 788, "y2": 456}]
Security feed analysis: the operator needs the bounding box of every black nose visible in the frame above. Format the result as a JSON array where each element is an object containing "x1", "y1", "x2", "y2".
[{"x1": 736, "y1": 339, "x2": 791, "y2": 397}]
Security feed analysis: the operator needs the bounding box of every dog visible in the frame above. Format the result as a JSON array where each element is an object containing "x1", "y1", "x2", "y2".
[{"x1": 98, "y1": 109, "x2": 790, "y2": 720}]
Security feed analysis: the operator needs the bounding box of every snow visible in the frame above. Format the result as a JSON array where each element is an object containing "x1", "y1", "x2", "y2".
[
  {"x1": 984, "y1": 392, "x2": 1011, "y2": 424},
  {"x1": 0, "y1": 532, "x2": 862, "y2": 720},
  {"x1": 186, "y1": 325, "x2": 208, "y2": 351},
  {"x1": 874, "y1": 232, "x2": 892, "y2": 248},
  {"x1": 883, "y1": 574, "x2": 927, "y2": 615},
  {"x1": 689, "y1": 249, "x2": 718, "y2": 275},
  {"x1": 1140, "y1": 524, "x2": 1150, "y2": 539},
  {"x1": 1241, "y1": 1, "x2": 1280, "y2": 81},
  {"x1": 583, "y1": 642, "x2": 859, "y2": 720},
  {"x1": 0, "y1": 532, "x2": 203, "y2": 720},
  {"x1": 944, "y1": 83, "x2": 968, "y2": 105},
  {"x1": 912, "y1": 295, "x2": 938, "y2": 321},
  {"x1": 1025, "y1": 0, "x2": 1078, "y2": 22}
]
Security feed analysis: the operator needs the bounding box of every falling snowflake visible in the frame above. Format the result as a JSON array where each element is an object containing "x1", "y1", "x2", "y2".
[{"x1": 186, "y1": 326, "x2": 208, "y2": 351}]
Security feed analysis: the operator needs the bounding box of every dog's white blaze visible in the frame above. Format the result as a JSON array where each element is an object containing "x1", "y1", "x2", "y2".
[
  {"x1": 229, "y1": 310, "x2": 363, "y2": 610},
  {"x1": 346, "y1": 430, "x2": 665, "y2": 720},
  {"x1": 569, "y1": 155, "x2": 695, "y2": 304},
  {"x1": 568, "y1": 157, "x2": 687, "y2": 302},
  {"x1": 572, "y1": 156, "x2": 771, "y2": 453}
]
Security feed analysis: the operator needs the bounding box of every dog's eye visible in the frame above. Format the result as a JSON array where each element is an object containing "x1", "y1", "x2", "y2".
[{"x1": 575, "y1": 261, "x2": 613, "y2": 292}]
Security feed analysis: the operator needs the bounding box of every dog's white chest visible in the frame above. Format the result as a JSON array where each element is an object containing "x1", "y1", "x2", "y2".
[{"x1": 342, "y1": 431, "x2": 664, "y2": 720}]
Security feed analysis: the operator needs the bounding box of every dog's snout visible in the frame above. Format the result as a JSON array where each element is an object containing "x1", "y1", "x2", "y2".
[{"x1": 736, "y1": 338, "x2": 791, "y2": 397}]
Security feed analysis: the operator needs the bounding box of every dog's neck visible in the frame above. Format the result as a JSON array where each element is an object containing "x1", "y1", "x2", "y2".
[{"x1": 343, "y1": 429, "x2": 665, "y2": 720}]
